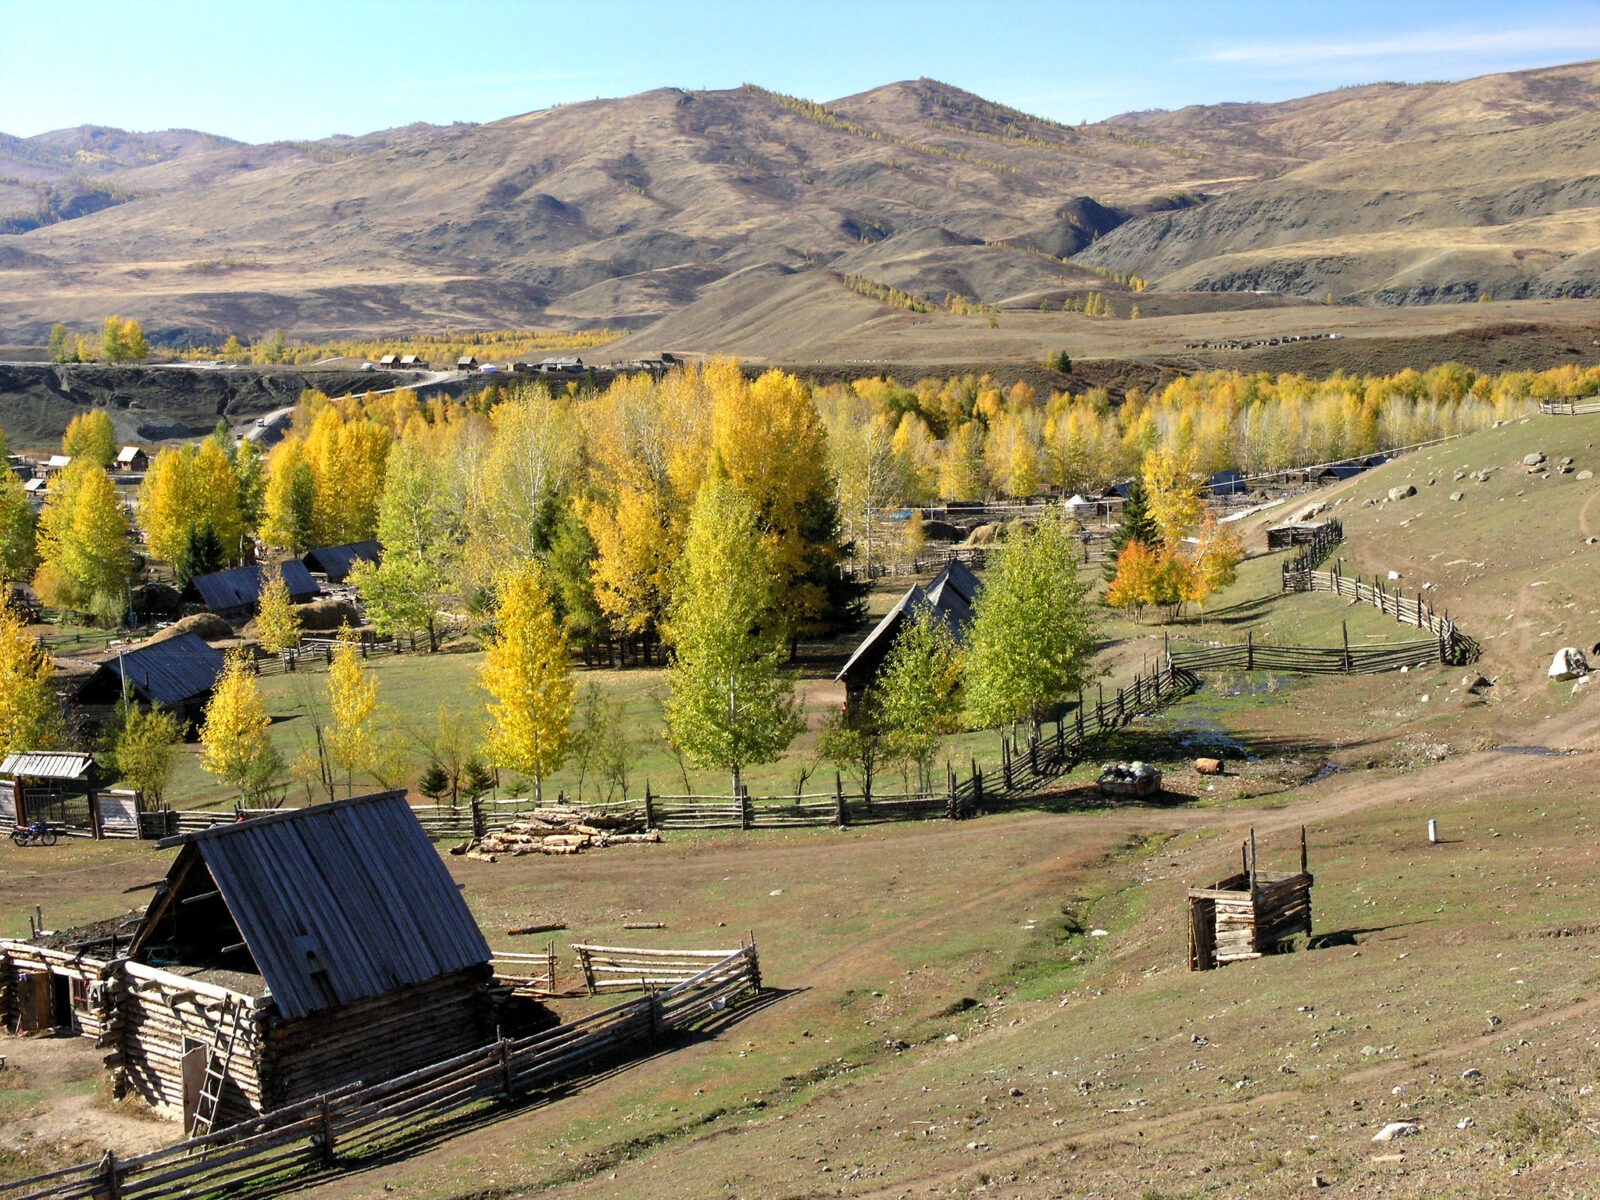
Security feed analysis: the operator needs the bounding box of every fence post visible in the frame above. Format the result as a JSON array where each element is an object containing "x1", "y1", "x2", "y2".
[
  {"x1": 1342, "y1": 621, "x2": 1351, "y2": 673},
  {"x1": 499, "y1": 1038, "x2": 515, "y2": 1097},
  {"x1": 1001, "y1": 738, "x2": 1013, "y2": 791},
  {"x1": 1096, "y1": 683, "x2": 1105, "y2": 729},
  {"x1": 740, "y1": 786, "x2": 752, "y2": 830},
  {"x1": 471, "y1": 799, "x2": 485, "y2": 841},
  {"x1": 1246, "y1": 631, "x2": 1254, "y2": 671},
  {"x1": 835, "y1": 772, "x2": 847, "y2": 827},
  {"x1": 971, "y1": 759, "x2": 982, "y2": 812},
  {"x1": 1029, "y1": 732, "x2": 1039, "y2": 776},
  {"x1": 1116, "y1": 687, "x2": 1125, "y2": 722},
  {"x1": 643, "y1": 782, "x2": 655, "y2": 829},
  {"x1": 98, "y1": 1150, "x2": 120, "y2": 1200},
  {"x1": 316, "y1": 1094, "x2": 336, "y2": 1164}
]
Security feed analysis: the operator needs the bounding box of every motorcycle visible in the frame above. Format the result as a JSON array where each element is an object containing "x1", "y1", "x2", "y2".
[{"x1": 10, "y1": 821, "x2": 57, "y2": 847}]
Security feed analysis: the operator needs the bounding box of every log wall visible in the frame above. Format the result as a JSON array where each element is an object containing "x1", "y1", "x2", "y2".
[
  {"x1": 263, "y1": 967, "x2": 493, "y2": 1110},
  {"x1": 120, "y1": 976, "x2": 266, "y2": 1128}
]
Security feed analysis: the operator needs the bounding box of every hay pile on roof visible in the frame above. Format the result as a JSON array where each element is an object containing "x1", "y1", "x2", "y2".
[{"x1": 143, "y1": 611, "x2": 234, "y2": 645}]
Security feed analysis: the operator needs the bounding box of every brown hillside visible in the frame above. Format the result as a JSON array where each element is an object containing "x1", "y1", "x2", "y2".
[{"x1": 3, "y1": 63, "x2": 1600, "y2": 344}]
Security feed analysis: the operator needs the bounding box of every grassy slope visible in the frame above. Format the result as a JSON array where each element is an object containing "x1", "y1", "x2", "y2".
[{"x1": 12, "y1": 413, "x2": 1600, "y2": 1195}]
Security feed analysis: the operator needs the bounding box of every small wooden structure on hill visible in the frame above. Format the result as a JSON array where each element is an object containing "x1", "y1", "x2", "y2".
[
  {"x1": 1187, "y1": 827, "x2": 1313, "y2": 971},
  {"x1": 1267, "y1": 519, "x2": 1338, "y2": 551}
]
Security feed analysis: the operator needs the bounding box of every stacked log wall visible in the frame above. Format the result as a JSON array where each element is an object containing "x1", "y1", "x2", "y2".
[
  {"x1": 264, "y1": 967, "x2": 493, "y2": 1110},
  {"x1": 120, "y1": 978, "x2": 266, "y2": 1128},
  {"x1": 0, "y1": 941, "x2": 119, "y2": 1040}
]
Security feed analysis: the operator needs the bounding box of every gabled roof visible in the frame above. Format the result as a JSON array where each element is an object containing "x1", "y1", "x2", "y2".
[
  {"x1": 0, "y1": 751, "x2": 93, "y2": 781},
  {"x1": 45, "y1": 454, "x2": 72, "y2": 469},
  {"x1": 133, "y1": 792, "x2": 491, "y2": 1020},
  {"x1": 115, "y1": 446, "x2": 145, "y2": 464},
  {"x1": 835, "y1": 571, "x2": 976, "y2": 687},
  {"x1": 926, "y1": 559, "x2": 981, "y2": 608},
  {"x1": 186, "y1": 561, "x2": 319, "y2": 612},
  {"x1": 89, "y1": 632, "x2": 226, "y2": 707},
  {"x1": 302, "y1": 541, "x2": 381, "y2": 583}
]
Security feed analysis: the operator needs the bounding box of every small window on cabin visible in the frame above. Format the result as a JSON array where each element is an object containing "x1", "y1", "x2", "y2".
[{"x1": 70, "y1": 976, "x2": 89, "y2": 1013}]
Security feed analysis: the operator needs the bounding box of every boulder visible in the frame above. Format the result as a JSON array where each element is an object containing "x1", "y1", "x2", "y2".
[
  {"x1": 1372, "y1": 1122, "x2": 1421, "y2": 1142},
  {"x1": 1387, "y1": 484, "x2": 1416, "y2": 502},
  {"x1": 1579, "y1": 470, "x2": 1595, "y2": 481},
  {"x1": 1449, "y1": 492, "x2": 1464, "y2": 502},
  {"x1": 1523, "y1": 452, "x2": 1546, "y2": 467},
  {"x1": 1548, "y1": 646, "x2": 1590, "y2": 681}
]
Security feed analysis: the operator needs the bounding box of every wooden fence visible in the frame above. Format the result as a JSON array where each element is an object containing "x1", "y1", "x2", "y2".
[
  {"x1": 1170, "y1": 633, "x2": 1446, "y2": 675},
  {"x1": 1279, "y1": 520, "x2": 1344, "y2": 590},
  {"x1": 248, "y1": 634, "x2": 420, "y2": 678},
  {"x1": 0, "y1": 943, "x2": 761, "y2": 1200},
  {"x1": 1287, "y1": 562, "x2": 1478, "y2": 665},
  {"x1": 1539, "y1": 398, "x2": 1600, "y2": 415}
]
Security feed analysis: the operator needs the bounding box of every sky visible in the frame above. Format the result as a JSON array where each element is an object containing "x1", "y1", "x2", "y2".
[{"x1": 3, "y1": 0, "x2": 1599, "y2": 142}]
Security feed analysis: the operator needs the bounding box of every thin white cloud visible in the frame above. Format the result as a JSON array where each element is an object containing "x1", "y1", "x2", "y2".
[{"x1": 1199, "y1": 24, "x2": 1600, "y2": 69}]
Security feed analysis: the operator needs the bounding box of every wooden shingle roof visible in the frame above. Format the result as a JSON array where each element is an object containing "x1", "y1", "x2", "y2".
[
  {"x1": 89, "y1": 632, "x2": 225, "y2": 708},
  {"x1": 186, "y1": 561, "x2": 319, "y2": 612},
  {"x1": 135, "y1": 792, "x2": 491, "y2": 1020}
]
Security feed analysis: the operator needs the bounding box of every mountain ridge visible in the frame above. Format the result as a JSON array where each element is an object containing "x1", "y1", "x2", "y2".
[{"x1": 3, "y1": 62, "x2": 1599, "y2": 344}]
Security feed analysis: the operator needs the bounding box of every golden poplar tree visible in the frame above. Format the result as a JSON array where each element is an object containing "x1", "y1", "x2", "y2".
[
  {"x1": 254, "y1": 561, "x2": 302, "y2": 653},
  {"x1": 1142, "y1": 445, "x2": 1204, "y2": 550},
  {"x1": 260, "y1": 436, "x2": 316, "y2": 553},
  {"x1": 326, "y1": 629, "x2": 379, "y2": 793},
  {"x1": 35, "y1": 462, "x2": 130, "y2": 623},
  {"x1": 0, "y1": 595, "x2": 61, "y2": 752},
  {"x1": 199, "y1": 649, "x2": 281, "y2": 803},
  {"x1": 480, "y1": 565, "x2": 575, "y2": 803},
  {"x1": 61, "y1": 409, "x2": 117, "y2": 467}
]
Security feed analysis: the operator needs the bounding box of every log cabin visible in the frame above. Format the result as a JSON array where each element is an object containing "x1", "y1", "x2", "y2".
[{"x1": 7, "y1": 792, "x2": 502, "y2": 1134}]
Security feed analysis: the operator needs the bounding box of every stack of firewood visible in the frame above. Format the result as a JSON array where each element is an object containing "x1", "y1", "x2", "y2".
[{"x1": 462, "y1": 808, "x2": 660, "y2": 861}]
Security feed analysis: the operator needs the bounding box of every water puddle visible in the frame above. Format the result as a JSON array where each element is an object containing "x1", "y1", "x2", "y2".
[
  {"x1": 1310, "y1": 761, "x2": 1345, "y2": 783},
  {"x1": 1491, "y1": 745, "x2": 1571, "y2": 757}
]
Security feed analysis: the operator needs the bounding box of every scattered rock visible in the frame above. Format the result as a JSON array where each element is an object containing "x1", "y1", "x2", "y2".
[
  {"x1": 1450, "y1": 492, "x2": 1464, "y2": 502},
  {"x1": 1372, "y1": 1122, "x2": 1421, "y2": 1142},
  {"x1": 1453, "y1": 470, "x2": 1467, "y2": 482},
  {"x1": 1523, "y1": 452, "x2": 1546, "y2": 467},
  {"x1": 1311, "y1": 1172, "x2": 1330, "y2": 1189},
  {"x1": 1089, "y1": 929, "x2": 1109, "y2": 937},
  {"x1": 1463, "y1": 674, "x2": 1492, "y2": 694},
  {"x1": 1387, "y1": 485, "x2": 1416, "y2": 502},
  {"x1": 1008, "y1": 1086, "x2": 1024, "y2": 1097},
  {"x1": 1461, "y1": 1067, "x2": 1483, "y2": 1080},
  {"x1": 1548, "y1": 647, "x2": 1589, "y2": 681},
  {"x1": 1578, "y1": 470, "x2": 1594, "y2": 481},
  {"x1": 1388, "y1": 570, "x2": 1402, "y2": 580},
  {"x1": 1457, "y1": 1116, "x2": 1475, "y2": 1130}
]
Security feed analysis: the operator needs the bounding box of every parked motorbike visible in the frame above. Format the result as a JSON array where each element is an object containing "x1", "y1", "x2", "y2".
[{"x1": 10, "y1": 821, "x2": 56, "y2": 847}]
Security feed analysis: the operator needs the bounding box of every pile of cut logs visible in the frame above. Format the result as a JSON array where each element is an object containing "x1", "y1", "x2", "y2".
[{"x1": 462, "y1": 808, "x2": 660, "y2": 861}]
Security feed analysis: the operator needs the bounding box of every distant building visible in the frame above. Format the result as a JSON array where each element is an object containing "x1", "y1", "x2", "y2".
[
  {"x1": 40, "y1": 454, "x2": 72, "y2": 476},
  {"x1": 456, "y1": 355, "x2": 478, "y2": 370},
  {"x1": 835, "y1": 561, "x2": 981, "y2": 711},
  {"x1": 378, "y1": 354, "x2": 399, "y2": 367},
  {"x1": 399, "y1": 354, "x2": 428, "y2": 368},
  {"x1": 115, "y1": 446, "x2": 150, "y2": 472},
  {"x1": 302, "y1": 540, "x2": 381, "y2": 584},
  {"x1": 184, "y1": 561, "x2": 319, "y2": 621}
]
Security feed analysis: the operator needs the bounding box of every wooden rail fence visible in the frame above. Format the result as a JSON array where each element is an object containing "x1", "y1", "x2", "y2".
[
  {"x1": 0, "y1": 943, "x2": 761, "y2": 1200},
  {"x1": 1285, "y1": 560, "x2": 1478, "y2": 665},
  {"x1": 1539, "y1": 398, "x2": 1600, "y2": 415}
]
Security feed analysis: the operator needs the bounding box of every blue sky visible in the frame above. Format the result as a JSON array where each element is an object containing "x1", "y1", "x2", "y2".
[{"x1": 3, "y1": 0, "x2": 1599, "y2": 142}]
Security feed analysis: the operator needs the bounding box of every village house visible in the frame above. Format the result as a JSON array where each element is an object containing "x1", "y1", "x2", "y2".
[
  {"x1": 302, "y1": 540, "x2": 381, "y2": 584},
  {"x1": 115, "y1": 445, "x2": 150, "y2": 473},
  {"x1": 2, "y1": 793, "x2": 502, "y2": 1133},
  {"x1": 835, "y1": 560, "x2": 981, "y2": 712},
  {"x1": 77, "y1": 631, "x2": 226, "y2": 726},
  {"x1": 183, "y1": 561, "x2": 319, "y2": 621}
]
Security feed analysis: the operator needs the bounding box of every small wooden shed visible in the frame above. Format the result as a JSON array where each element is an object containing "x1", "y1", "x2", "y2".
[
  {"x1": 1187, "y1": 828, "x2": 1312, "y2": 971},
  {"x1": 120, "y1": 791, "x2": 496, "y2": 1131}
]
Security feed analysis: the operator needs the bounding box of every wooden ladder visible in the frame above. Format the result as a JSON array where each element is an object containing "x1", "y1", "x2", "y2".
[{"x1": 190, "y1": 994, "x2": 245, "y2": 1142}]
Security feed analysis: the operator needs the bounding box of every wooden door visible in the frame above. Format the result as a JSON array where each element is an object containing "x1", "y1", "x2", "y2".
[
  {"x1": 181, "y1": 1039, "x2": 207, "y2": 1133},
  {"x1": 1187, "y1": 898, "x2": 1216, "y2": 971},
  {"x1": 14, "y1": 971, "x2": 51, "y2": 1033}
]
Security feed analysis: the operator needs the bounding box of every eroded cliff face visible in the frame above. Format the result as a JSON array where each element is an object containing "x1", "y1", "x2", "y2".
[{"x1": 0, "y1": 364, "x2": 410, "y2": 448}]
